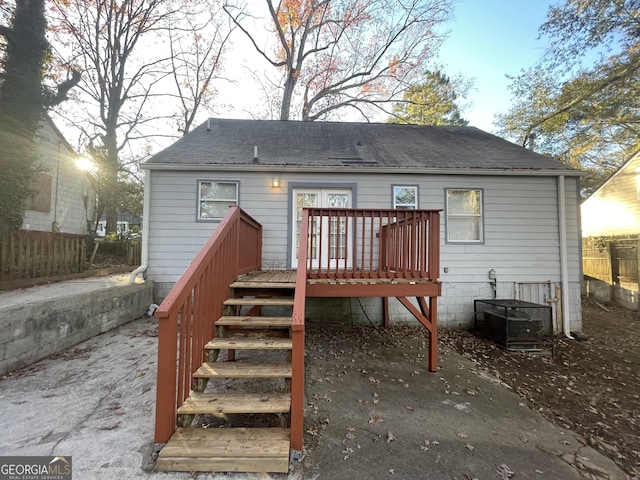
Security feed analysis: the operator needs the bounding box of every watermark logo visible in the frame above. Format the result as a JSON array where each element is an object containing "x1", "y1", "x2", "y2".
[{"x1": 0, "y1": 456, "x2": 72, "y2": 480}]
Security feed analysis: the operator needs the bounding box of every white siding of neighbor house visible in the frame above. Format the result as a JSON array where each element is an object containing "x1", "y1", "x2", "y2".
[
  {"x1": 21, "y1": 120, "x2": 93, "y2": 235},
  {"x1": 581, "y1": 152, "x2": 640, "y2": 237},
  {"x1": 147, "y1": 170, "x2": 581, "y2": 330}
]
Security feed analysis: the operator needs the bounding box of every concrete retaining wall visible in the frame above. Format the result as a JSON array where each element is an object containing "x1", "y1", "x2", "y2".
[
  {"x1": 0, "y1": 276, "x2": 154, "y2": 376},
  {"x1": 583, "y1": 276, "x2": 640, "y2": 311}
]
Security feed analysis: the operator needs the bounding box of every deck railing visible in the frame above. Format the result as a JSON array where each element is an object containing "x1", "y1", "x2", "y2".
[
  {"x1": 304, "y1": 208, "x2": 440, "y2": 280},
  {"x1": 153, "y1": 206, "x2": 262, "y2": 444}
]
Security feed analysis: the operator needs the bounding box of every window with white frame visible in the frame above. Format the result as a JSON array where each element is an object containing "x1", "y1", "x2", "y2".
[
  {"x1": 392, "y1": 185, "x2": 418, "y2": 209},
  {"x1": 446, "y1": 189, "x2": 483, "y2": 243},
  {"x1": 198, "y1": 180, "x2": 238, "y2": 220}
]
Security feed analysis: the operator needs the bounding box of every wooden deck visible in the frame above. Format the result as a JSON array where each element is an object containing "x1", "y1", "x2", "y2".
[
  {"x1": 236, "y1": 270, "x2": 441, "y2": 298},
  {"x1": 154, "y1": 207, "x2": 441, "y2": 473}
]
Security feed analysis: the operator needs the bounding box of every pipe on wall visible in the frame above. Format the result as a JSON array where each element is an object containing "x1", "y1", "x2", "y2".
[
  {"x1": 129, "y1": 169, "x2": 151, "y2": 284},
  {"x1": 557, "y1": 175, "x2": 574, "y2": 339}
]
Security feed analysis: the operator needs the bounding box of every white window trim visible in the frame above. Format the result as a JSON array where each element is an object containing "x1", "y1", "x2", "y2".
[
  {"x1": 445, "y1": 188, "x2": 484, "y2": 244},
  {"x1": 197, "y1": 180, "x2": 239, "y2": 221},
  {"x1": 392, "y1": 185, "x2": 419, "y2": 209}
]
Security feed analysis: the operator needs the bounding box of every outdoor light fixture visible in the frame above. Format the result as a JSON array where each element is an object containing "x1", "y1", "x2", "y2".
[{"x1": 272, "y1": 177, "x2": 280, "y2": 188}]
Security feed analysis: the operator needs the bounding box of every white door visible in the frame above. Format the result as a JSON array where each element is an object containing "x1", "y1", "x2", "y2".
[{"x1": 292, "y1": 188, "x2": 352, "y2": 268}]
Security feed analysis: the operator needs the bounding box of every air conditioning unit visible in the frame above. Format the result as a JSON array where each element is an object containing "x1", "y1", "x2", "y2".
[{"x1": 474, "y1": 299, "x2": 553, "y2": 351}]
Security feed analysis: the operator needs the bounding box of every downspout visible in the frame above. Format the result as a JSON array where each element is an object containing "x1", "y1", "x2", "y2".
[
  {"x1": 129, "y1": 169, "x2": 151, "y2": 284},
  {"x1": 557, "y1": 175, "x2": 573, "y2": 339}
]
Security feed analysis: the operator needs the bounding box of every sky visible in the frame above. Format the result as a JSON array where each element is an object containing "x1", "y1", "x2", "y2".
[
  {"x1": 437, "y1": 0, "x2": 552, "y2": 132},
  {"x1": 218, "y1": 0, "x2": 554, "y2": 134}
]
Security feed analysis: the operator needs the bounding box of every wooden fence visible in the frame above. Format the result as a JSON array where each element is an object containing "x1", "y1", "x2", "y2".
[
  {"x1": 583, "y1": 236, "x2": 639, "y2": 288},
  {"x1": 0, "y1": 231, "x2": 87, "y2": 282}
]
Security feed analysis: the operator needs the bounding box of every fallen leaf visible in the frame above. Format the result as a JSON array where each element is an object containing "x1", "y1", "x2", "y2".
[
  {"x1": 496, "y1": 464, "x2": 514, "y2": 479},
  {"x1": 98, "y1": 422, "x2": 120, "y2": 430}
]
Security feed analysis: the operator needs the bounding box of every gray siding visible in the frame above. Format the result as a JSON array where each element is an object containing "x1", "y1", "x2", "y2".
[{"x1": 147, "y1": 170, "x2": 581, "y2": 329}]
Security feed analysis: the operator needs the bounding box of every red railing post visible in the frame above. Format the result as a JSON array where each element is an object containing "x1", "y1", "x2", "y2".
[
  {"x1": 154, "y1": 312, "x2": 179, "y2": 444},
  {"x1": 290, "y1": 209, "x2": 308, "y2": 453},
  {"x1": 428, "y1": 211, "x2": 441, "y2": 282}
]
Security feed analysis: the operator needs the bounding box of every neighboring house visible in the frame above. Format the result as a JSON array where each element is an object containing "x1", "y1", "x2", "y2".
[
  {"x1": 22, "y1": 115, "x2": 94, "y2": 235},
  {"x1": 581, "y1": 150, "x2": 640, "y2": 309},
  {"x1": 96, "y1": 212, "x2": 142, "y2": 237},
  {"x1": 141, "y1": 118, "x2": 583, "y2": 331},
  {"x1": 582, "y1": 150, "x2": 640, "y2": 238}
]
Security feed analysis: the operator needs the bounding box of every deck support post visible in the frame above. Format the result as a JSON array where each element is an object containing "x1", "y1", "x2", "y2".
[
  {"x1": 383, "y1": 297, "x2": 390, "y2": 328},
  {"x1": 396, "y1": 296, "x2": 438, "y2": 372}
]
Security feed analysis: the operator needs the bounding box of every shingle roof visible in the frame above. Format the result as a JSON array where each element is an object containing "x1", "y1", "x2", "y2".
[{"x1": 146, "y1": 118, "x2": 575, "y2": 172}]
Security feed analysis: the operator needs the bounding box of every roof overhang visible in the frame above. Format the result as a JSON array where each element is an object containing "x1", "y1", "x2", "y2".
[{"x1": 143, "y1": 162, "x2": 583, "y2": 177}]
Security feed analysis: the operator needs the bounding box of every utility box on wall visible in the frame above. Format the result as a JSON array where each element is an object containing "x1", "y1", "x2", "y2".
[{"x1": 474, "y1": 299, "x2": 553, "y2": 351}]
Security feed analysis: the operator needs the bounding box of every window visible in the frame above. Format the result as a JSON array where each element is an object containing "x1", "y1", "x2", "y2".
[
  {"x1": 392, "y1": 185, "x2": 418, "y2": 209},
  {"x1": 198, "y1": 180, "x2": 238, "y2": 220},
  {"x1": 26, "y1": 173, "x2": 52, "y2": 213},
  {"x1": 446, "y1": 189, "x2": 483, "y2": 243}
]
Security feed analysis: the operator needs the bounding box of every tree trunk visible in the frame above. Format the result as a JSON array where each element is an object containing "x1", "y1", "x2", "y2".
[
  {"x1": 280, "y1": 72, "x2": 298, "y2": 121},
  {"x1": 102, "y1": 129, "x2": 119, "y2": 235},
  {"x1": 0, "y1": 0, "x2": 49, "y2": 233}
]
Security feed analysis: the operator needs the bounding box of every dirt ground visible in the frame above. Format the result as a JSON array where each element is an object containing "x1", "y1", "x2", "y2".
[{"x1": 439, "y1": 297, "x2": 640, "y2": 478}]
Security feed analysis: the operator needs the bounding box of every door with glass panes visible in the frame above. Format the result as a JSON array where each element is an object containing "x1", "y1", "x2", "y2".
[{"x1": 291, "y1": 188, "x2": 352, "y2": 269}]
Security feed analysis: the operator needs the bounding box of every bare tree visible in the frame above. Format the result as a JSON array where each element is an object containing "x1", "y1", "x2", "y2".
[
  {"x1": 166, "y1": 1, "x2": 235, "y2": 135},
  {"x1": 224, "y1": 0, "x2": 452, "y2": 121},
  {"x1": 51, "y1": 0, "x2": 176, "y2": 234}
]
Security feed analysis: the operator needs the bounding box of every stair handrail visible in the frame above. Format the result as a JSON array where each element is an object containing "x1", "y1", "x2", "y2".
[
  {"x1": 290, "y1": 208, "x2": 309, "y2": 455},
  {"x1": 153, "y1": 206, "x2": 262, "y2": 444}
]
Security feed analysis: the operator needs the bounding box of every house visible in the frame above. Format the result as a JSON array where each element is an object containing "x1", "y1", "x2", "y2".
[
  {"x1": 22, "y1": 115, "x2": 94, "y2": 236},
  {"x1": 139, "y1": 118, "x2": 583, "y2": 473},
  {"x1": 0, "y1": 114, "x2": 95, "y2": 283},
  {"x1": 581, "y1": 150, "x2": 640, "y2": 238},
  {"x1": 141, "y1": 118, "x2": 582, "y2": 330},
  {"x1": 95, "y1": 212, "x2": 142, "y2": 237},
  {"x1": 581, "y1": 150, "x2": 640, "y2": 308}
]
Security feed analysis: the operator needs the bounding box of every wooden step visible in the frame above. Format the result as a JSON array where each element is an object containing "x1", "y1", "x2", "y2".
[
  {"x1": 177, "y1": 392, "x2": 291, "y2": 415},
  {"x1": 216, "y1": 316, "x2": 292, "y2": 328},
  {"x1": 205, "y1": 337, "x2": 292, "y2": 350},
  {"x1": 224, "y1": 298, "x2": 294, "y2": 307},
  {"x1": 193, "y1": 362, "x2": 292, "y2": 379},
  {"x1": 230, "y1": 281, "x2": 295, "y2": 289},
  {"x1": 156, "y1": 427, "x2": 290, "y2": 473}
]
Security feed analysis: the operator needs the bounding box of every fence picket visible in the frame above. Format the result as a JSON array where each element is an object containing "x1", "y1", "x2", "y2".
[{"x1": 0, "y1": 231, "x2": 93, "y2": 282}]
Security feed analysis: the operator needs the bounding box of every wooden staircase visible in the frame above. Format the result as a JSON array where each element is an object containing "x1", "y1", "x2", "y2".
[{"x1": 156, "y1": 279, "x2": 296, "y2": 473}]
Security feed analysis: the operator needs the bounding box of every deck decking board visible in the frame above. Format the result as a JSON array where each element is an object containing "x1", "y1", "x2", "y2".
[
  {"x1": 193, "y1": 362, "x2": 292, "y2": 379},
  {"x1": 223, "y1": 298, "x2": 294, "y2": 307},
  {"x1": 216, "y1": 316, "x2": 292, "y2": 327},
  {"x1": 158, "y1": 427, "x2": 290, "y2": 458},
  {"x1": 205, "y1": 337, "x2": 292, "y2": 350},
  {"x1": 156, "y1": 457, "x2": 289, "y2": 473},
  {"x1": 177, "y1": 392, "x2": 291, "y2": 414}
]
